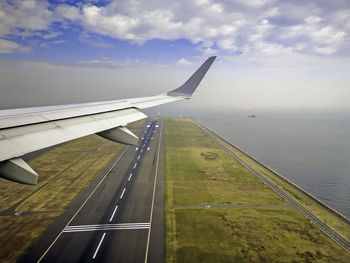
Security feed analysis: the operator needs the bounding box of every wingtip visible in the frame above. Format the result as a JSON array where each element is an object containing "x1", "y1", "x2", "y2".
[{"x1": 167, "y1": 56, "x2": 216, "y2": 97}]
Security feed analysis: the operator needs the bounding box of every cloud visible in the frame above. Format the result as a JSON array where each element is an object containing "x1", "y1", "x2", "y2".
[
  {"x1": 177, "y1": 58, "x2": 192, "y2": 65},
  {"x1": 54, "y1": 4, "x2": 82, "y2": 21},
  {"x1": 314, "y1": 46, "x2": 337, "y2": 55},
  {"x1": 42, "y1": 31, "x2": 62, "y2": 39},
  {"x1": 0, "y1": 0, "x2": 52, "y2": 35},
  {"x1": 74, "y1": 0, "x2": 349, "y2": 57},
  {"x1": 0, "y1": 39, "x2": 19, "y2": 53},
  {"x1": 81, "y1": 5, "x2": 183, "y2": 44},
  {"x1": 0, "y1": 0, "x2": 349, "y2": 59}
]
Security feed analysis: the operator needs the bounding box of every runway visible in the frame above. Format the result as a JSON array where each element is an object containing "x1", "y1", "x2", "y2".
[{"x1": 21, "y1": 118, "x2": 165, "y2": 263}]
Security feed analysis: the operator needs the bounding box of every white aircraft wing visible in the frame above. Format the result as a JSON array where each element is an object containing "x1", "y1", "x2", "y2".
[{"x1": 0, "y1": 56, "x2": 216, "y2": 184}]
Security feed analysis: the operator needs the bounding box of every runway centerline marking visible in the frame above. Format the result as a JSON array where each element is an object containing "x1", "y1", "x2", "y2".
[
  {"x1": 109, "y1": 205, "x2": 118, "y2": 222},
  {"x1": 120, "y1": 188, "x2": 126, "y2": 199},
  {"x1": 137, "y1": 155, "x2": 140, "y2": 160},
  {"x1": 128, "y1": 173, "x2": 132, "y2": 181},
  {"x1": 134, "y1": 163, "x2": 137, "y2": 169},
  {"x1": 92, "y1": 232, "x2": 106, "y2": 259}
]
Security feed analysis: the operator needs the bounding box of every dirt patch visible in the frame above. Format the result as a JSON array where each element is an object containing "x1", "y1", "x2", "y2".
[{"x1": 200, "y1": 152, "x2": 219, "y2": 161}]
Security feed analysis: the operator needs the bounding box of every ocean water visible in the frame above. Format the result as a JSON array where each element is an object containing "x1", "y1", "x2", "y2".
[{"x1": 189, "y1": 110, "x2": 350, "y2": 218}]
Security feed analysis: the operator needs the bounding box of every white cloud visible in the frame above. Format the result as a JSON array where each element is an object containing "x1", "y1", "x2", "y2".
[
  {"x1": 260, "y1": 19, "x2": 269, "y2": 25},
  {"x1": 43, "y1": 31, "x2": 62, "y2": 39},
  {"x1": 253, "y1": 42, "x2": 292, "y2": 55},
  {"x1": 217, "y1": 39, "x2": 237, "y2": 51},
  {"x1": 305, "y1": 16, "x2": 322, "y2": 24},
  {"x1": 0, "y1": 39, "x2": 19, "y2": 53},
  {"x1": 177, "y1": 58, "x2": 192, "y2": 65},
  {"x1": 294, "y1": 43, "x2": 306, "y2": 51},
  {"x1": 0, "y1": 0, "x2": 54, "y2": 53},
  {"x1": 240, "y1": 0, "x2": 271, "y2": 7},
  {"x1": 314, "y1": 46, "x2": 337, "y2": 55},
  {"x1": 201, "y1": 47, "x2": 218, "y2": 55},
  {"x1": 0, "y1": 0, "x2": 52, "y2": 34},
  {"x1": 265, "y1": 7, "x2": 279, "y2": 16},
  {"x1": 0, "y1": 0, "x2": 349, "y2": 59},
  {"x1": 55, "y1": 4, "x2": 82, "y2": 21},
  {"x1": 82, "y1": 5, "x2": 183, "y2": 44}
]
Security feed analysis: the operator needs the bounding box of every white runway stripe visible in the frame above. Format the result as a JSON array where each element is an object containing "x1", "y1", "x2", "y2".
[
  {"x1": 92, "y1": 232, "x2": 106, "y2": 259},
  {"x1": 109, "y1": 205, "x2": 118, "y2": 222},
  {"x1": 120, "y1": 188, "x2": 126, "y2": 199},
  {"x1": 64, "y1": 223, "x2": 150, "y2": 233}
]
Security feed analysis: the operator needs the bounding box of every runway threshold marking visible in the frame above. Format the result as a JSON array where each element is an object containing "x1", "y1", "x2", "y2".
[
  {"x1": 64, "y1": 223, "x2": 150, "y2": 233},
  {"x1": 37, "y1": 146, "x2": 129, "y2": 263},
  {"x1": 144, "y1": 120, "x2": 162, "y2": 263},
  {"x1": 109, "y1": 205, "x2": 119, "y2": 222},
  {"x1": 92, "y1": 232, "x2": 106, "y2": 259}
]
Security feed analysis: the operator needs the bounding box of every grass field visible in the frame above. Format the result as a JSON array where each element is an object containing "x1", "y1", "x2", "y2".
[
  {"x1": 166, "y1": 208, "x2": 348, "y2": 263},
  {"x1": 165, "y1": 118, "x2": 285, "y2": 207},
  {"x1": 199, "y1": 121, "x2": 350, "y2": 243},
  {"x1": 165, "y1": 117, "x2": 350, "y2": 262},
  {"x1": 0, "y1": 213, "x2": 60, "y2": 263}
]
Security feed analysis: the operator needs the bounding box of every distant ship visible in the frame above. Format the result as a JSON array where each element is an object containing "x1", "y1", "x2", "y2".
[{"x1": 248, "y1": 113, "x2": 256, "y2": 118}]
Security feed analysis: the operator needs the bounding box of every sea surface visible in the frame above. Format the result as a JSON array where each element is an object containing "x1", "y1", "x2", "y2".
[{"x1": 189, "y1": 110, "x2": 350, "y2": 218}]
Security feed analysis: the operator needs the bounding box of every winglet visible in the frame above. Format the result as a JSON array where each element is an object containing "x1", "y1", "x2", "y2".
[{"x1": 167, "y1": 56, "x2": 216, "y2": 97}]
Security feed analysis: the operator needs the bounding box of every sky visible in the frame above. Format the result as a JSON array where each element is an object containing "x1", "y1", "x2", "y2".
[{"x1": 0, "y1": 0, "x2": 350, "y2": 111}]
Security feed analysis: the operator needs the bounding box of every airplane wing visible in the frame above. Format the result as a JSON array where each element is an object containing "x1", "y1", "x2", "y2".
[{"x1": 0, "y1": 56, "x2": 216, "y2": 184}]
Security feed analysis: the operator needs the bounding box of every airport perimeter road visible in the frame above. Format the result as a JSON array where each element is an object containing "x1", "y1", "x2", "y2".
[
  {"x1": 22, "y1": 118, "x2": 165, "y2": 263},
  {"x1": 193, "y1": 120, "x2": 350, "y2": 254}
]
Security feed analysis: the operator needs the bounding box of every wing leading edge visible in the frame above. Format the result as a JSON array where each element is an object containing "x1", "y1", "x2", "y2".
[{"x1": 0, "y1": 56, "x2": 216, "y2": 184}]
